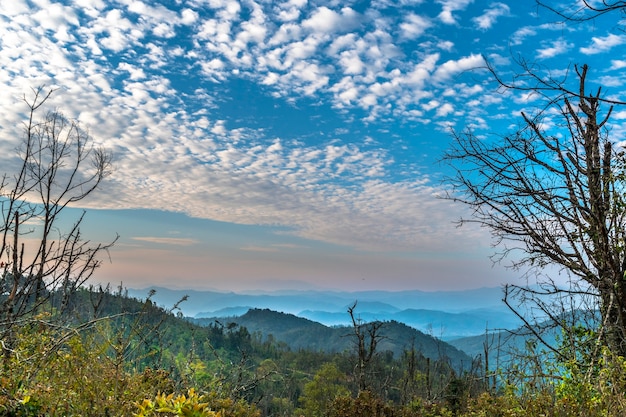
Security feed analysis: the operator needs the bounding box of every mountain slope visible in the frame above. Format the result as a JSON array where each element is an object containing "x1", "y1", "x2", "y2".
[{"x1": 192, "y1": 308, "x2": 472, "y2": 370}]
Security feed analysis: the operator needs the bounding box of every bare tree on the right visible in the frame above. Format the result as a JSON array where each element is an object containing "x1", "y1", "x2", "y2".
[{"x1": 444, "y1": 62, "x2": 626, "y2": 362}]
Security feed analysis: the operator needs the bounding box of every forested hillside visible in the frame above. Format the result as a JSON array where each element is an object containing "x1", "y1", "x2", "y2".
[
  {"x1": 192, "y1": 308, "x2": 472, "y2": 369},
  {"x1": 1, "y1": 286, "x2": 480, "y2": 416}
]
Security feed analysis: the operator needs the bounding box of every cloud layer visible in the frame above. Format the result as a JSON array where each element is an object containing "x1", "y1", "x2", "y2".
[{"x1": 0, "y1": 0, "x2": 624, "y2": 262}]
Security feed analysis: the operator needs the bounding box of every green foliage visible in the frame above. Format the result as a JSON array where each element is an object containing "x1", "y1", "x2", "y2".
[
  {"x1": 0, "y1": 322, "x2": 174, "y2": 416},
  {"x1": 297, "y1": 363, "x2": 350, "y2": 417},
  {"x1": 135, "y1": 389, "x2": 216, "y2": 417},
  {"x1": 459, "y1": 335, "x2": 626, "y2": 417},
  {"x1": 552, "y1": 348, "x2": 626, "y2": 416},
  {"x1": 200, "y1": 391, "x2": 260, "y2": 417},
  {"x1": 135, "y1": 389, "x2": 260, "y2": 417},
  {"x1": 11, "y1": 287, "x2": 626, "y2": 417},
  {"x1": 326, "y1": 390, "x2": 457, "y2": 417},
  {"x1": 327, "y1": 391, "x2": 398, "y2": 417}
]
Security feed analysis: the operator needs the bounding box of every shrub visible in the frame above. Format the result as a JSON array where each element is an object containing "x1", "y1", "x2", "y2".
[{"x1": 135, "y1": 389, "x2": 260, "y2": 417}]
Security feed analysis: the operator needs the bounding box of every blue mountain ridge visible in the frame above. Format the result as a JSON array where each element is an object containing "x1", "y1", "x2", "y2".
[{"x1": 128, "y1": 286, "x2": 521, "y2": 340}]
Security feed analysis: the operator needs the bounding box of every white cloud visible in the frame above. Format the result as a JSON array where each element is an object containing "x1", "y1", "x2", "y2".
[
  {"x1": 537, "y1": 38, "x2": 572, "y2": 58},
  {"x1": 437, "y1": 40, "x2": 454, "y2": 51},
  {"x1": 399, "y1": 13, "x2": 432, "y2": 39},
  {"x1": 405, "y1": 53, "x2": 439, "y2": 87},
  {"x1": 611, "y1": 60, "x2": 626, "y2": 70},
  {"x1": 275, "y1": 0, "x2": 307, "y2": 22},
  {"x1": 514, "y1": 90, "x2": 540, "y2": 104},
  {"x1": 213, "y1": 0, "x2": 241, "y2": 21},
  {"x1": 580, "y1": 33, "x2": 626, "y2": 55},
  {"x1": 511, "y1": 26, "x2": 536, "y2": 45},
  {"x1": 1, "y1": 0, "x2": 31, "y2": 16},
  {"x1": 290, "y1": 61, "x2": 330, "y2": 95},
  {"x1": 472, "y1": 2, "x2": 510, "y2": 30},
  {"x1": 127, "y1": 1, "x2": 177, "y2": 22},
  {"x1": 72, "y1": 0, "x2": 106, "y2": 17},
  {"x1": 92, "y1": 9, "x2": 138, "y2": 52},
  {"x1": 422, "y1": 100, "x2": 440, "y2": 111},
  {"x1": 153, "y1": 22, "x2": 176, "y2": 38},
  {"x1": 262, "y1": 72, "x2": 280, "y2": 85},
  {"x1": 432, "y1": 54, "x2": 484, "y2": 82},
  {"x1": 200, "y1": 58, "x2": 227, "y2": 81},
  {"x1": 327, "y1": 33, "x2": 358, "y2": 55},
  {"x1": 269, "y1": 23, "x2": 302, "y2": 45},
  {"x1": 284, "y1": 37, "x2": 321, "y2": 67},
  {"x1": 31, "y1": 2, "x2": 79, "y2": 30},
  {"x1": 597, "y1": 75, "x2": 625, "y2": 87},
  {"x1": 302, "y1": 6, "x2": 359, "y2": 33},
  {"x1": 117, "y1": 62, "x2": 147, "y2": 80},
  {"x1": 436, "y1": 102, "x2": 454, "y2": 117},
  {"x1": 236, "y1": 20, "x2": 268, "y2": 46},
  {"x1": 181, "y1": 8, "x2": 199, "y2": 25},
  {"x1": 339, "y1": 50, "x2": 366, "y2": 75},
  {"x1": 437, "y1": 0, "x2": 474, "y2": 25},
  {"x1": 197, "y1": 18, "x2": 232, "y2": 43}
]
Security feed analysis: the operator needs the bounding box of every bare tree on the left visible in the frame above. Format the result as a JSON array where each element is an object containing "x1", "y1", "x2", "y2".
[{"x1": 0, "y1": 86, "x2": 117, "y2": 361}]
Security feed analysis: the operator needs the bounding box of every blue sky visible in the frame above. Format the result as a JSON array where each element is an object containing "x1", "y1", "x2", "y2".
[{"x1": 1, "y1": 0, "x2": 625, "y2": 292}]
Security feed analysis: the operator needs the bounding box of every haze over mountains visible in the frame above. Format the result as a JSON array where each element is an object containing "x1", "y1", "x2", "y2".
[{"x1": 128, "y1": 286, "x2": 521, "y2": 340}]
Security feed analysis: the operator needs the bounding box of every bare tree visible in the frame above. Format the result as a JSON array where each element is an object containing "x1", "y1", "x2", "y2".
[
  {"x1": 536, "y1": 0, "x2": 626, "y2": 22},
  {"x1": 347, "y1": 302, "x2": 385, "y2": 392},
  {"x1": 0, "y1": 86, "x2": 116, "y2": 361},
  {"x1": 444, "y1": 64, "x2": 626, "y2": 359}
]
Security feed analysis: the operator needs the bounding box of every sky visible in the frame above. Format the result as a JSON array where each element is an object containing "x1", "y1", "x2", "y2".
[{"x1": 0, "y1": 0, "x2": 625, "y2": 293}]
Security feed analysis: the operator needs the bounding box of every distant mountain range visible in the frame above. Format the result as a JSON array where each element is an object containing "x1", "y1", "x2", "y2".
[
  {"x1": 126, "y1": 286, "x2": 596, "y2": 370},
  {"x1": 191, "y1": 308, "x2": 473, "y2": 371},
  {"x1": 128, "y1": 286, "x2": 522, "y2": 340}
]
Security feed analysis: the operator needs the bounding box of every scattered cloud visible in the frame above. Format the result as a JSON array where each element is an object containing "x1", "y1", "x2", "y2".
[
  {"x1": 437, "y1": 0, "x2": 474, "y2": 25},
  {"x1": 598, "y1": 75, "x2": 625, "y2": 87},
  {"x1": 580, "y1": 33, "x2": 626, "y2": 54},
  {"x1": 301, "y1": 6, "x2": 360, "y2": 33},
  {"x1": 0, "y1": 0, "x2": 623, "y2": 260},
  {"x1": 436, "y1": 103, "x2": 455, "y2": 117},
  {"x1": 510, "y1": 26, "x2": 536, "y2": 45},
  {"x1": 472, "y1": 3, "x2": 510, "y2": 30},
  {"x1": 400, "y1": 13, "x2": 432, "y2": 39},
  {"x1": 432, "y1": 54, "x2": 485, "y2": 82},
  {"x1": 536, "y1": 38, "x2": 573, "y2": 59},
  {"x1": 610, "y1": 60, "x2": 626, "y2": 70}
]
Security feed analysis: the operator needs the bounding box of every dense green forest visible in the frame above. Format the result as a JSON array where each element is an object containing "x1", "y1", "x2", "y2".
[
  {"x1": 190, "y1": 308, "x2": 472, "y2": 368},
  {"x1": 0, "y1": 286, "x2": 485, "y2": 416},
  {"x1": 4, "y1": 285, "x2": 626, "y2": 416}
]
